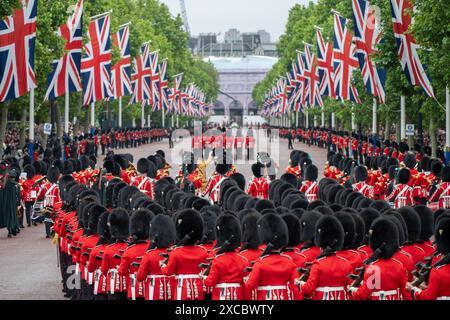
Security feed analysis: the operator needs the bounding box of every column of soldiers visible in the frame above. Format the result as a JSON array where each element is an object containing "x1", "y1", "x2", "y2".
[{"x1": 1, "y1": 126, "x2": 444, "y2": 301}]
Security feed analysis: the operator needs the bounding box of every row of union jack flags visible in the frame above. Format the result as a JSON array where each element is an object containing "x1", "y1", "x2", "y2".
[
  {"x1": 0, "y1": 0, "x2": 211, "y2": 117},
  {"x1": 261, "y1": 0, "x2": 435, "y2": 117}
]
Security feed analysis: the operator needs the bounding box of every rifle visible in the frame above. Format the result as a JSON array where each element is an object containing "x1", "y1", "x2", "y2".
[
  {"x1": 200, "y1": 236, "x2": 235, "y2": 277},
  {"x1": 348, "y1": 266, "x2": 365, "y2": 287},
  {"x1": 32, "y1": 176, "x2": 47, "y2": 188},
  {"x1": 297, "y1": 262, "x2": 314, "y2": 282},
  {"x1": 411, "y1": 253, "x2": 438, "y2": 287}
]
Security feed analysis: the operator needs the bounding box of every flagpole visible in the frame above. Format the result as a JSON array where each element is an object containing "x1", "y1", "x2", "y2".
[
  {"x1": 321, "y1": 111, "x2": 325, "y2": 127},
  {"x1": 90, "y1": 102, "x2": 95, "y2": 128},
  {"x1": 29, "y1": 88, "x2": 35, "y2": 141},
  {"x1": 331, "y1": 112, "x2": 335, "y2": 129},
  {"x1": 400, "y1": 96, "x2": 406, "y2": 139},
  {"x1": 295, "y1": 111, "x2": 299, "y2": 128},
  {"x1": 89, "y1": 10, "x2": 113, "y2": 21},
  {"x1": 314, "y1": 115, "x2": 318, "y2": 127},
  {"x1": 147, "y1": 114, "x2": 151, "y2": 129},
  {"x1": 162, "y1": 110, "x2": 165, "y2": 128},
  {"x1": 64, "y1": 90, "x2": 70, "y2": 134},
  {"x1": 446, "y1": 86, "x2": 450, "y2": 149},
  {"x1": 141, "y1": 104, "x2": 145, "y2": 128},
  {"x1": 177, "y1": 114, "x2": 179, "y2": 128},
  {"x1": 306, "y1": 110, "x2": 309, "y2": 128},
  {"x1": 372, "y1": 98, "x2": 377, "y2": 135},
  {"x1": 118, "y1": 97, "x2": 122, "y2": 128},
  {"x1": 351, "y1": 111, "x2": 356, "y2": 131}
]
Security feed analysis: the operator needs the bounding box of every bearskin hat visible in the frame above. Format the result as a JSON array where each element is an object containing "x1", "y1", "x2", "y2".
[
  {"x1": 237, "y1": 208, "x2": 258, "y2": 222},
  {"x1": 52, "y1": 160, "x2": 64, "y2": 173},
  {"x1": 118, "y1": 186, "x2": 140, "y2": 210},
  {"x1": 289, "y1": 198, "x2": 309, "y2": 210},
  {"x1": 225, "y1": 189, "x2": 245, "y2": 211},
  {"x1": 47, "y1": 166, "x2": 60, "y2": 183},
  {"x1": 282, "y1": 194, "x2": 303, "y2": 208},
  {"x1": 351, "y1": 213, "x2": 365, "y2": 248},
  {"x1": 214, "y1": 163, "x2": 228, "y2": 176},
  {"x1": 130, "y1": 194, "x2": 150, "y2": 212},
  {"x1": 219, "y1": 179, "x2": 238, "y2": 205},
  {"x1": 192, "y1": 198, "x2": 211, "y2": 211},
  {"x1": 175, "y1": 209, "x2": 203, "y2": 245},
  {"x1": 169, "y1": 192, "x2": 187, "y2": 212},
  {"x1": 130, "y1": 209, "x2": 154, "y2": 241},
  {"x1": 277, "y1": 185, "x2": 296, "y2": 206},
  {"x1": 307, "y1": 200, "x2": 326, "y2": 211},
  {"x1": 145, "y1": 202, "x2": 165, "y2": 216},
  {"x1": 97, "y1": 211, "x2": 111, "y2": 243},
  {"x1": 345, "y1": 192, "x2": 364, "y2": 208},
  {"x1": 385, "y1": 157, "x2": 399, "y2": 171},
  {"x1": 441, "y1": 166, "x2": 450, "y2": 183},
  {"x1": 280, "y1": 173, "x2": 298, "y2": 188},
  {"x1": 435, "y1": 217, "x2": 450, "y2": 255},
  {"x1": 420, "y1": 156, "x2": 431, "y2": 172},
  {"x1": 268, "y1": 180, "x2": 284, "y2": 201},
  {"x1": 403, "y1": 153, "x2": 416, "y2": 169},
  {"x1": 149, "y1": 214, "x2": 176, "y2": 249},
  {"x1": 80, "y1": 155, "x2": 90, "y2": 170},
  {"x1": 384, "y1": 214, "x2": 406, "y2": 245},
  {"x1": 397, "y1": 206, "x2": 422, "y2": 243},
  {"x1": 431, "y1": 160, "x2": 444, "y2": 177},
  {"x1": 315, "y1": 215, "x2": 345, "y2": 251},
  {"x1": 229, "y1": 173, "x2": 246, "y2": 190},
  {"x1": 289, "y1": 151, "x2": 301, "y2": 167},
  {"x1": 155, "y1": 150, "x2": 166, "y2": 159},
  {"x1": 413, "y1": 205, "x2": 434, "y2": 241},
  {"x1": 330, "y1": 204, "x2": 344, "y2": 212},
  {"x1": 369, "y1": 200, "x2": 391, "y2": 213},
  {"x1": 257, "y1": 213, "x2": 288, "y2": 249},
  {"x1": 216, "y1": 214, "x2": 241, "y2": 251},
  {"x1": 325, "y1": 184, "x2": 344, "y2": 204},
  {"x1": 254, "y1": 199, "x2": 275, "y2": 213},
  {"x1": 233, "y1": 194, "x2": 251, "y2": 212},
  {"x1": 369, "y1": 218, "x2": 400, "y2": 259},
  {"x1": 114, "y1": 155, "x2": 128, "y2": 170},
  {"x1": 314, "y1": 205, "x2": 334, "y2": 216},
  {"x1": 244, "y1": 197, "x2": 259, "y2": 210},
  {"x1": 137, "y1": 158, "x2": 150, "y2": 175},
  {"x1": 299, "y1": 210, "x2": 322, "y2": 243},
  {"x1": 108, "y1": 208, "x2": 129, "y2": 241},
  {"x1": 334, "y1": 212, "x2": 356, "y2": 249},
  {"x1": 201, "y1": 208, "x2": 218, "y2": 243},
  {"x1": 87, "y1": 204, "x2": 107, "y2": 235},
  {"x1": 63, "y1": 161, "x2": 74, "y2": 175},
  {"x1": 359, "y1": 208, "x2": 381, "y2": 241},
  {"x1": 305, "y1": 164, "x2": 318, "y2": 181},
  {"x1": 399, "y1": 141, "x2": 409, "y2": 153},
  {"x1": 282, "y1": 213, "x2": 301, "y2": 247},
  {"x1": 23, "y1": 164, "x2": 35, "y2": 180},
  {"x1": 58, "y1": 174, "x2": 75, "y2": 194},
  {"x1": 354, "y1": 166, "x2": 368, "y2": 182}
]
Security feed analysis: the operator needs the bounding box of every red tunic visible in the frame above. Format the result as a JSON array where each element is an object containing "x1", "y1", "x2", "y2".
[
  {"x1": 337, "y1": 249, "x2": 364, "y2": 271},
  {"x1": 300, "y1": 255, "x2": 353, "y2": 300},
  {"x1": 136, "y1": 247, "x2": 173, "y2": 300},
  {"x1": 385, "y1": 183, "x2": 414, "y2": 208},
  {"x1": 101, "y1": 242, "x2": 129, "y2": 294},
  {"x1": 350, "y1": 258, "x2": 410, "y2": 300},
  {"x1": 161, "y1": 245, "x2": 208, "y2": 300},
  {"x1": 88, "y1": 243, "x2": 109, "y2": 295},
  {"x1": 118, "y1": 241, "x2": 150, "y2": 300},
  {"x1": 203, "y1": 252, "x2": 249, "y2": 300},
  {"x1": 203, "y1": 174, "x2": 226, "y2": 204},
  {"x1": 239, "y1": 247, "x2": 264, "y2": 265},
  {"x1": 245, "y1": 254, "x2": 299, "y2": 300},
  {"x1": 429, "y1": 182, "x2": 450, "y2": 209},
  {"x1": 131, "y1": 176, "x2": 154, "y2": 199},
  {"x1": 412, "y1": 263, "x2": 450, "y2": 300},
  {"x1": 300, "y1": 181, "x2": 318, "y2": 202},
  {"x1": 352, "y1": 182, "x2": 374, "y2": 199},
  {"x1": 247, "y1": 177, "x2": 269, "y2": 199}
]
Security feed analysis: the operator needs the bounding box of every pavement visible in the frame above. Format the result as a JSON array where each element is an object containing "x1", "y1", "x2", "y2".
[{"x1": 0, "y1": 137, "x2": 328, "y2": 300}]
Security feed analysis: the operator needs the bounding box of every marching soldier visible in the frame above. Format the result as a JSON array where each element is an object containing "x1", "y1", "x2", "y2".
[
  {"x1": 286, "y1": 151, "x2": 301, "y2": 179},
  {"x1": 245, "y1": 213, "x2": 299, "y2": 300},
  {"x1": 352, "y1": 166, "x2": 374, "y2": 198},
  {"x1": 161, "y1": 209, "x2": 208, "y2": 300},
  {"x1": 203, "y1": 163, "x2": 229, "y2": 204},
  {"x1": 247, "y1": 163, "x2": 269, "y2": 200},
  {"x1": 428, "y1": 166, "x2": 450, "y2": 210},
  {"x1": 299, "y1": 164, "x2": 319, "y2": 202},
  {"x1": 385, "y1": 168, "x2": 414, "y2": 208},
  {"x1": 298, "y1": 215, "x2": 353, "y2": 300},
  {"x1": 136, "y1": 215, "x2": 176, "y2": 300},
  {"x1": 132, "y1": 158, "x2": 156, "y2": 199},
  {"x1": 36, "y1": 166, "x2": 61, "y2": 238}
]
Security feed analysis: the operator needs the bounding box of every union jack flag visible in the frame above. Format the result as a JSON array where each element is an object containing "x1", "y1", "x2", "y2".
[
  {"x1": 303, "y1": 43, "x2": 324, "y2": 108},
  {"x1": 130, "y1": 43, "x2": 151, "y2": 105},
  {"x1": 81, "y1": 13, "x2": 112, "y2": 105},
  {"x1": 157, "y1": 58, "x2": 170, "y2": 113},
  {"x1": 110, "y1": 24, "x2": 131, "y2": 100},
  {"x1": 149, "y1": 50, "x2": 160, "y2": 109},
  {"x1": 352, "y1": 0, "x2": 386, "y2": 104},
  {"x1": 315, "y1": 27, "x2": 336, "y2": 99},
  {"x1": 389, "y1": 0, "x2": 434, "y2": 98},
  {"x1": 333, "y1": 13, "x2": 361, "y2": 103},
  {"x1": 291, "y1": 52, "x2": 306, "y2": 112},
  {"x1": 45, "y1": 0, "x2": 83, "y2": 101},
  {"x1": 0, "y1": 0, "x2": 37, "y2": 103},
  {"x1": 169, "y1": 73, "x2": 183, "y2": 113}
]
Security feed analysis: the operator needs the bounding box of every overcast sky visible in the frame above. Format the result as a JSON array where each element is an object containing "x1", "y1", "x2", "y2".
[{"x1": 161, "y1": 0, "x2": 314, "y2": 42}]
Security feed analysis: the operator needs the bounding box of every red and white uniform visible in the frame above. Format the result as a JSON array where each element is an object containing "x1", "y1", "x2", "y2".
[
  {"x1": 385, "y1": 184, "x2": 414, "y2": 208},
  {"x1": 88, "y1": 243, "x2": 109, "y2": 296},
  {"x1": 203, "y1": 252, "x2": 249, "y2": 300},
  {"x1": 300, "y1": 181, "x2": 318, "y2": 202},
  {"x1": 131, "y1": 175, "x2": 154, "y2": 199},
  {"x1": 412, "y1": 262, "x2": 450, "y2": 300},
  {"x1": 118, "y1": 241, "x2": 150, "y2": 300},
  {"x1": 203, "y1": 174, "x2": 226, "y2": 204},
  {"x1": 353, "y1": 182, "x2": 374, "y2": 199},
  {"x1": 247, "y1": 177, "x2": 269, "y2": 199},
  {"x1": 428, "y1": 182, "x2": 450, "y2": 209},
  {"x1": 350, "y1": 258, "x2": 410, "y2": 300},
  {"x1": 37, "y1": 182, "x2": 61, "y2": 209},
  {"x1": 245, "y1": 253, "x2": 299, "y2": 300},
  {"x1": 161, "y1": 245, "x2": 208, "y2": 300},
  {"x1": 286, "y1": 165, "x2": 301, "y2": 179},
  {"x1": 300, "y1": 255, "x2": 353, "y2": 300},
  {"x1": 101, "y1": 242, "x2": 129, "y2": 295},
  {"x1": 136, "y1": 247, "x2": 173, "y2": 300}
]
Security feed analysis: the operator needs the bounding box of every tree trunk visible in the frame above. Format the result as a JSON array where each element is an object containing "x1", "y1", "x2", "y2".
[
  {"x1": 384, "y1": 117, "x2": 391, "y2": 141},
  {"x1": 430, "y1": 116, "x2": 437, "y2": 158},
  {"x1": 396, "y1": 122, "x2": 401, "y2": 143},
  {"x1": 0, "y1": 105, "x2": 9, "y2": 155},
  {"x1": 84, "y1": 105, "x2": 89, "y2": 134},
  {"x1": 55, "y1": 100, "x2": 63, "y2": 141},
  {"x1": 19, "y1": 104, "x2": 28, "y2": 149},
  {"x1": 73, "y1": 93, "x2": 83, "y2": 136}
]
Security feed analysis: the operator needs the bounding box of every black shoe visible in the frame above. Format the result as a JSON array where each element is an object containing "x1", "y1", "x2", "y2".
[
  {"x1": 27, "y1": 223, "x2": 31, "y2": 227},
  {"x1": 7, "y1": 233, "x2": 12, "y2": 238},
  {"x1": 46, "y1": 235, "x2": 51, "y2": 239},
  {"x1": 20, "y1": 225, "x2": 25, "y2": 229}
]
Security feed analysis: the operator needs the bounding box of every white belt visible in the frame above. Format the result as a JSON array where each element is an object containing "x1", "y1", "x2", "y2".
[
  {"x1": 147, "y1": 275, "x2": 167, "y2": 300},
  {"x1": 216, "y1": 283, "x2": 241, "y2": 289},
  {"x1": 175, "y1": 274, "x2": 201, "y2": 280},
  {"x1": 147, "y1": 275, "x2": 167, "y2": 279},
  {"x1": 94, "y1": 269, "x2": 102, "y2": 295},
  {"x1": 315, "y1": 286, "x2": 345, "y2": 292},
  {"x1": 437, "y1": 296, "x2": 450, "y2": 300},
  {"x1": 257, "y1": 285, "x2": 287, "y2": 291},
  {"x1": 130, "y1": 274, "x2": 137, "y2": 301},
  {"x1": 370, "y1": 289, "x2": 398, "y2": 298}
]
